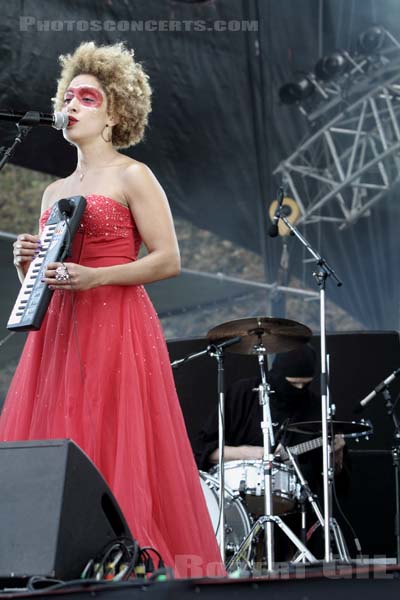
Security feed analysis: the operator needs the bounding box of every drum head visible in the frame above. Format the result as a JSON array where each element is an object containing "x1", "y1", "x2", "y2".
[
  {"x1": 209, "y1": 460, "x2": 297, "y2": 515},
  {"x1": 199, "y1": 471, "x2": 252, "y2": 558}
]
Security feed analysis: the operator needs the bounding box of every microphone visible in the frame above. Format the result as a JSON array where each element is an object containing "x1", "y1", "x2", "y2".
[
  {"x1": 0, "y1": 110, "x2": 68, "y2": 130},
  {"x1": 269, "y1": 185, "x2": 285, "y2": 237},
  {"x1": 208, "y1": 336, "x2": 242, "y2": 353},
  {"x1": 354, "y1": 368, "x2": 400, "y2": 413}
]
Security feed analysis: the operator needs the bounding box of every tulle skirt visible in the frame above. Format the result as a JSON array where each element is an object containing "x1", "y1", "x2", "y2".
[{"x1": 0, "y1": 284, "x2": 224, "y2": 577}]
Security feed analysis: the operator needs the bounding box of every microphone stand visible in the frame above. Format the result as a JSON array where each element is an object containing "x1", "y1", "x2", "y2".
[
  {"x1": 381, "y1": 388, "x2": 400, "y2": 563},
  {"x1": 357, "y1": 372, "x2": 400, "y2": 562},
  {"x1": 171, "y1": 336, "x2": 241, "y2": 562},
  {"x1": 277, "y1": 212, "x2": 342, "y2": 563},
  {"x1": 0, "y1": 114, "x2": 35, "y2": 172}
]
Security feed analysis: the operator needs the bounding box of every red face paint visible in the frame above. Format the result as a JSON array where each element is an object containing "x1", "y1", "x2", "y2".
[{"x1": 63, "y1": 85, "x2": 104, "y2": 108}]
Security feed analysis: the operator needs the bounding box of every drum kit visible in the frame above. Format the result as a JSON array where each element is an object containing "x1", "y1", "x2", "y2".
[
  {"x1": 171, "y1": 194, "x2": 374, "y2": 573},
  {"x1": 191, "y1": 315, "x2": 373, "y2": 573}
]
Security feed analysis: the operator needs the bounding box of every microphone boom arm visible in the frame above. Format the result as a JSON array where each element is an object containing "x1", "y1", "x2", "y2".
[
  {"x1": 0, "y1": 110, "x2": 68, "y2": 174},
  {"x1": 279, "y1": 214, "x2": 342, "y2": 287}
]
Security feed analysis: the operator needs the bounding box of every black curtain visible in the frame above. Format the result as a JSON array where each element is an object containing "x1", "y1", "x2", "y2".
[{"x1": 1, "y1": 0, "x2": 400, "y2": 329}]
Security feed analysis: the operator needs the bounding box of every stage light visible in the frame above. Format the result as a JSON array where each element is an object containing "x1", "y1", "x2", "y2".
[
  {"x1": 315, "y1": 52, "x2": 347, "y2": 81},
  {"x1": 279, "y1": 77, "x2": 315, "y2": 105},
  {"x1": 358, "y1": 26, "x2": 385, "y2": 54}
]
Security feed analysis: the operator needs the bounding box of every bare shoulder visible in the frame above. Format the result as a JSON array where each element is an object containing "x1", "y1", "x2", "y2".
[
  {"x1": 121, "y1": 157, "x2": 153, "y2": 178},
  {"x1": 121, "y1": 159, "x2": 166, "y2": 206},
  {"x1": 40, "y1": 178, "x2": 67, "y2": 213}
]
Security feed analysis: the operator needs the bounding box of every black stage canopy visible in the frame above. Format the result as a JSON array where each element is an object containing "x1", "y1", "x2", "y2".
[{"x1": 1, "y1": 0, "x2": 400, "y2": 330}]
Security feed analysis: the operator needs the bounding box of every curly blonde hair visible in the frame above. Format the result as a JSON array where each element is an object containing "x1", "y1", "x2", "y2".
[{"x1": 53, "y1": 41, "x2": 152, "y2": 148}]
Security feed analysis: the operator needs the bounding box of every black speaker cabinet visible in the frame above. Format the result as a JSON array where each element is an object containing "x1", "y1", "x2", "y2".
[
  {"x1": 0, "y1": 439, "x2": 132, "y2": 580},
  {"x1": 338, "y1": 450, "x2": 397, "y2": 557}
]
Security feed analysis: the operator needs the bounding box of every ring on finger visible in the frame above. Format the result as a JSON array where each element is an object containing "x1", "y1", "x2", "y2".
[{"x1": 54, "y1": 265, "x2": 70, "y2": 282}]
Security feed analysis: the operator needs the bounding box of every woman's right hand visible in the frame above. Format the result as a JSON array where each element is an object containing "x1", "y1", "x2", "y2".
[{"x1": 13, "y1": 234, "x2": 41, "y2": 271}]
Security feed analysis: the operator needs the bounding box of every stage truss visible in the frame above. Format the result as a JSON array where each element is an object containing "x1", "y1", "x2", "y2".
[{"x1": 274, "y1": 39, "x2": 400, "y2": 229}]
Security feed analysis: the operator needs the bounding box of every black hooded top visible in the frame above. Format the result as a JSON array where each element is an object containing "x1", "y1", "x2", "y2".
[{"x1": 196, "y1": 345, "x2": 321, "y2": 471}]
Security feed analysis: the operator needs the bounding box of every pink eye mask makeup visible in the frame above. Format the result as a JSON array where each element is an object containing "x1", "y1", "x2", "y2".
[{"x1": 64, "y1": 85, "x2": 104, "y2": 108}]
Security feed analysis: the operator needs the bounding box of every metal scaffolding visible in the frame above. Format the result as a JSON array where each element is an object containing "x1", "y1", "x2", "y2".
[{"x1": 274, "y1": 34, "x2": 400, "y2": 228}]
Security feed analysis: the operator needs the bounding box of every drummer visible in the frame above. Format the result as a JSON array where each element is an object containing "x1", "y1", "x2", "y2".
[{"x1": 196, "y1": 344, "x2": 345, "y2": 477}]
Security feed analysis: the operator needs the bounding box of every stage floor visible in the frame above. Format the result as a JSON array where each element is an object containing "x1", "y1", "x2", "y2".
[{"x1": 0, "y1": 560, "x2": 399, "y2": 600}]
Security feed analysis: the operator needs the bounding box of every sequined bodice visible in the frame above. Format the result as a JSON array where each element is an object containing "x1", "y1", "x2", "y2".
[{"x1": 40, "y1": 194, "x2": 142, "y2": 266}]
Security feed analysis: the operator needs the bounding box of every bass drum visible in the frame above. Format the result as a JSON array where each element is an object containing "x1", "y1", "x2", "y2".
[{"x1": 199, "y1": 471, "x2": 252, "y2": 558}]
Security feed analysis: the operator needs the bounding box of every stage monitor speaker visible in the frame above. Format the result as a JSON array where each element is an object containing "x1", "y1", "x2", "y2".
[{"x1": 0, "y1": 439, "x2": 132, "y2": 580}]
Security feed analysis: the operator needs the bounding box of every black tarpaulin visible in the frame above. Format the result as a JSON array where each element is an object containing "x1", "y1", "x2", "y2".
[{"x1": 1, "y1": 0, "x2": 400, "y2": 330}]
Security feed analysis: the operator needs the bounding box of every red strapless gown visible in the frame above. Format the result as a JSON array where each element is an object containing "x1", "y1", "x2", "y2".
[{"x1": 0, "y1": 195, "x2": 224, "y2": 578}]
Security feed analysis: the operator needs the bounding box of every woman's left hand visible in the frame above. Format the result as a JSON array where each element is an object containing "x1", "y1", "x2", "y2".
[
  {"x1": 334, "y1": 434, "x2": 346, "y2": 473},
  {"x1": 43, "y1": 262, "x2": 98, "y2": 291}
]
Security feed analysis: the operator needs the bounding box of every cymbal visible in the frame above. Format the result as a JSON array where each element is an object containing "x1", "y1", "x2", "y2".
[
  {"x1": 207, "y1": 316, "x2": 312, "y2": 355},
  {"x1": 287, "y1": 420, "x2": 373, "y2": 438}
]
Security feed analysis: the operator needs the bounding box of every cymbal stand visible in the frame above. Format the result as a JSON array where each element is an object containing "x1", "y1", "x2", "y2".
[
  {"x1": 257, "y1": 344, "x2": 275, "y2": 570},
  {"x1": 278, "y1": 210, "x2": 342, "y2": 562},
  {"x1": 285, "y1": 447, "x2": 350, "y2": 562},
  {"x1": 227, "y1": 340, "x2": 318, "y2": 573},
  {"x1": 209, "y1": 343, "x2": 227, "y2": 562},
  {"x1": 171, "y1": 335, "x2": 242, "y2": 563}
]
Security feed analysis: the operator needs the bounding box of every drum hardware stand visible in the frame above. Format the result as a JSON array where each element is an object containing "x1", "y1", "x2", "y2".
[
  {"x1": 257, "y1": 344, "x2": 275, "y2": 571},
  {"x1": 227, "y1": 342, "x2": 318, "y2": 573},
  {"x1": 171, "y1": 335, "x2": 242, "y2": 563},
  {"x1": 285, "y1": 446, "x2": 324, "y2": 563},
  {"x1": 301, "y1": 512, "x2": 351, "y2": 561},
  {"x1": 285, "y1": 447, "x2": 350, "y2": 562},
  {"x1": 206, "y1": 317, "x2": 315, "y2": 568},
  {"x1": 299, "y1": 497, "x2": 307, "y2": 555},
  {"x1": 276, "y1": 204, "x2": 342, "y2": 562}
]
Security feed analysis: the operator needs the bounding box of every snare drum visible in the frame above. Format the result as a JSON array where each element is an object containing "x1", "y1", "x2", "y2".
[
  {"x1": 209, "y1": 459, "x2": 297, "y2": 515},
  {"x1": 199, "y1": 471, "x2": 252, "y2": 558}
]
